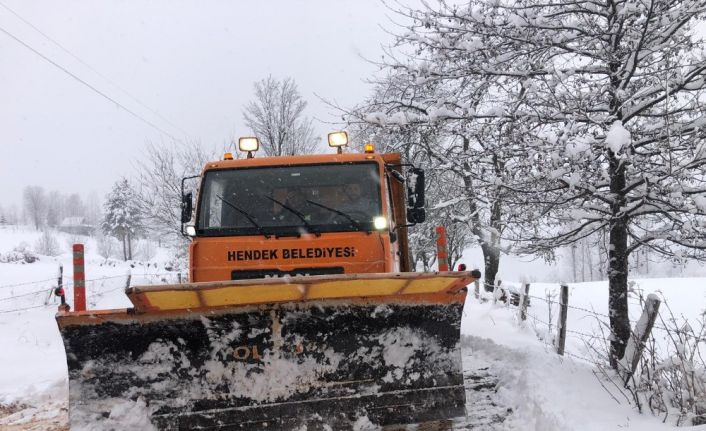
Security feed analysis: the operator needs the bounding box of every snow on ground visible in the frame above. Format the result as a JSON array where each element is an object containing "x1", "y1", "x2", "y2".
[
  {"x1": 0, "y1": 226, "x2": 178, "y2": 416},
  {"x1": 461, "y1": 300, "x2": 680, "y2": 430},
  {"x1": 1, "y1": 225, "x2": 706, "y2": 429}
]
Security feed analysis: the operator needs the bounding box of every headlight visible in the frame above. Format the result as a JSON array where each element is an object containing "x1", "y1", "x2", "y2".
[
  {"x1": 373, "y1": 216, "x2": 388, "y2": 230},
  {"x1": 327, "y1": 131, "x2": 349, "y2": 147},
  {"x1": 238, "y1": 137, "x2": 260, "y2": 152}
]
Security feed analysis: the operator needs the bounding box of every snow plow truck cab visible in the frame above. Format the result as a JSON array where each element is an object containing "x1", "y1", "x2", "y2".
[{"x1": 56, "y1": 132, "x2": 480, "y2": 430}]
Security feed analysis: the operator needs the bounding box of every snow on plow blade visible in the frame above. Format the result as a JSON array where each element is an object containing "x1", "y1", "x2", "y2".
[{"x1": 57, "y1": 272, "x2": 477, "y2": 430}]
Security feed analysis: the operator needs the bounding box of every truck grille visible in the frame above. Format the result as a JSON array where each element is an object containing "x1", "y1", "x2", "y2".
[{"x1": 231, "y1": 267, "x2": 344, "y2": 280}]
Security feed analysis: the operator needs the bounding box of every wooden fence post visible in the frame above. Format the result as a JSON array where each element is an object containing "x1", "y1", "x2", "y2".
[
  {"x1": 620, "y1": 294, "x2": 661, "y2": 385},
  {"x1": 519, "y1": 283, "x2": 530, "y2": 321},
  {"x1": 493, "y1": 279, "x2": 502, "y2": 305},
  {"x1": 556, "y1": 283, "x2": 569, "y2": 355},
  {"x1": 54, "y1": 264, "x2": 69, "y2": 311}
]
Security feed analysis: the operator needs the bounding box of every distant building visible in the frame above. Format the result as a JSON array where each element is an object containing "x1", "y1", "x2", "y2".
[{"x1": 58, "y1": 217, "x2": 95, "y2": 236}]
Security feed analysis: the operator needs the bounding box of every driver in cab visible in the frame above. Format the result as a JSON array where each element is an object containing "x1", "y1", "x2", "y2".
[
  {"x1": 338, "y1": 182, "x2": 375, "y2": 215},
  {"x1": 273, "y1": 188, "x2": 322, "y2": 224}
]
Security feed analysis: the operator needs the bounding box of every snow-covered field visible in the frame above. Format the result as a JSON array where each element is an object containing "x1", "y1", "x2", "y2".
[
  {"x1": 0, "y1": 226, "x2": 179, "y2": 429},
  {"x1": 1, "y1": 225, "x2": 706, "y2": 430}
]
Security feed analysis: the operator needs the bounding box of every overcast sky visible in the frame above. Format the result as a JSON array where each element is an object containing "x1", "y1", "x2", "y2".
[{"x1": 0, "y1": 0, "x2": 392, "y2": 208}]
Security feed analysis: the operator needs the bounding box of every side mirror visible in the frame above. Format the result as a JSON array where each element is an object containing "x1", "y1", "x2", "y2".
[
  {"x1": 412, "y1": 168, "x2": 425, "y2": 208},
  {"x1": 181, "y1": 192, "x2": 193, "y2": 223},
  {"x1": 407, "y1": 207, "x2": 426, "y2": 224},
  {"x1": 406, "y1": 167, "x2": 426, "y2": 224},
  {"x1": 407, "y1": 168, "x2": 425, "y2": 209}
]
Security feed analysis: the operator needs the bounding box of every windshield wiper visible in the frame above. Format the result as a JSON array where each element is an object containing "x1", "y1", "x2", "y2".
[
  {"x1": 306, "y1": 199, "x2": 366, "y2": 232},
  {"x1": 215, "y1": 195, "x2": 271, "y2": 238},
  {"x1": 264, "y1": 195, "x2": 320, "y2": 236}
]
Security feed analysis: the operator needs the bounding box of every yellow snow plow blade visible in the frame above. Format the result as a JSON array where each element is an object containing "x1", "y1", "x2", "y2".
[
  {"x1": 126, "y1": 271, "x2": 473, "y2": 312},
  {"x1": 57, "y1": 271, "x2": 478, "y2": 430}
]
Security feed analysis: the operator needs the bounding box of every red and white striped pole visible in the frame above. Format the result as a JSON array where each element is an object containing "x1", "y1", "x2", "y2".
[
  {"x1": 73, "y1": 244, "x2": 86, "y2": 312},
  {"x1": 436, "y1": 226, "x2": 449, "y2": 272}
]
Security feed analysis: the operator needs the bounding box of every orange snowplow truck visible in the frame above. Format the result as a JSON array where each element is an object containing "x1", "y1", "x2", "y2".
[
  {"x1": 185, "y1": 136, "x2": 419, "y2": 283},
  {"x1": 57, "y1": 132, "x2": 480, "y2": 430}
]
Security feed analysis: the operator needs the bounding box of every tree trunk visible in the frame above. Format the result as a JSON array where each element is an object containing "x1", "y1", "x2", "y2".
[
  {"x1": 579, "y1": 242, "x2": 586, "y2": 283},
  {"x1": 606, "y1": 55, "x2": 632, "y2": 368},
  {"x1": 121, "y1": 234, "x2": 128, "y2": 261},
  {"x1": 587, "y1": 240, "x2": 594, "y2": 281},
  {"x1": 127, "y1": 233, "x2": 133, "y2": 260},
  {"x1": 608, "y1": 218, "x2": 630, "y2": 368},
  {"x1": 421, "y1": 252, "x2": 430, "y2": 272},
  {"x1": 458, "y1": 135, "x2": 504, "y2": 292},
  {"x1": 571, "y1": 244, "x2": 577, "y2": 282},
  {"x1": 480, "y1": 243, "x2": 500, "y2": 292},
  {"x1": 608, "y1": 147, "x2": 631, "y2": 368}
]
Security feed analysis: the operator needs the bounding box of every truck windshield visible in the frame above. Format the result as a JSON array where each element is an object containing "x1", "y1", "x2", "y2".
[{"x1": 197, "y1": 162, "x2": 382, "y2": 236}]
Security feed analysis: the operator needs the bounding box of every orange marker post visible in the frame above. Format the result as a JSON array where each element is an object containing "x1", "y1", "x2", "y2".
[
  {"x1": 73, "y1": 244, "x2": 86, "y2": 312},
  {"x1": 436, "y1": 226, "x2": 449, "y2": 272}
]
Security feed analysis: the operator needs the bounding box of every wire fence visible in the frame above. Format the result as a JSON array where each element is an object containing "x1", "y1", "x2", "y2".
[
  {"x1": 0, "y1": 286, "x2": 52, "y2": 302},
  {"x1": 0, "y1": 303, "x2": 51, "y2": 314},
  {"x1": 0, "y1": 277, "x2": 58, "y2": 290},
  {"x1": 498, "y1": 283, "x2": 650, "y2": 367},
  {"x1": 495, "y1": 281, "x2": 706, "y2": 368},
  {"x1": 0, "y1": 270, "x2": 183, "y2": 314}
]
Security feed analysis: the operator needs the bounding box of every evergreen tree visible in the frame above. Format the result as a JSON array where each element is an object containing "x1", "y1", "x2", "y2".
[{"x1": 102, "y1": 179, "x2": 144, "y2": 261}]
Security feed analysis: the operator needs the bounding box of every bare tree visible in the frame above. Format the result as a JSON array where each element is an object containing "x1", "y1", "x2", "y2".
[
  {"x1": 45, "y1": 190, "x2": 64, "y2": 228},
  {"x1": 347, "y1": 112, "x2": 472, "y2": 271},
  {"x1": 243, "y1": 76, "x2": 319, "y2": 156},
  {"x1": 23, "y1": 186, "x2": 46, "y2": 230},
  {"x1": 135, "y1": 140, "x2": 216, "y2": 245},
  {"x1": 343, "y1": 66, "x2": 528, "y2": 292},
  {"x1": 3, "y1": 205, "x2": 19, "y2": 225},
  {"x1": 65, "y1": 193, "x2": 86, "y2": 218},
  {"x1": 84, "y1": 191, "x2": 103, "y2": 227}
]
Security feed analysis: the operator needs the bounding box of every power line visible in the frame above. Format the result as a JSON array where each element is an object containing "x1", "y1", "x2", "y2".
[
  {"x1": 0, "y1": 24, "x2": 180, "y2": 141},
  {"x1": 0, "y1": 1, "x2": 192, "y2": 140}
]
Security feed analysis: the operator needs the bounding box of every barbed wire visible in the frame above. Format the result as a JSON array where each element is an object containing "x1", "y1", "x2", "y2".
[
  {"x1": 528, "y1": 292, "x2": 706, "y2": 342},
  {"x1": 0, "y1": 303, "x2": 51, "y2": 314},
  {"x1": 516, "y1": 289, "x2": 706, "y2": 365},
  {"x1": 0, "y1": 271, "x2": 181, "y2": 308},
  {"x1": 524, "y1": 311, "x2": 607, "y2": 365},
  {"x1": 0, "y1": 277, "x2": 57, "y2": 290},
  {"x1": 0, "y1": 270, "x2": 180, "y2": 290},
  {"x1": 527, "y1": 310, "x2": 605, "y2": 340},
  {"x1": 0, "y1": 287, "x2": 52, "y2": 303},
  {"x1": 564, "y1": 350, "x2": 603, "y2": 366},
  {"x1": 525, "y1": 312, "x2": 551, "y2": 327},
  {"x1": 527, "y1": 293, "x2": 614, "y2": 320}
]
